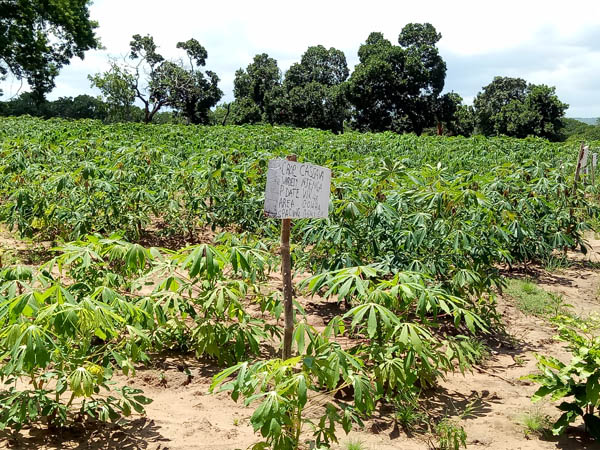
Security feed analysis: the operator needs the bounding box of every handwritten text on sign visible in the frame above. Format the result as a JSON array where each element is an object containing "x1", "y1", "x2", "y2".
[{"x1": 264, "y1": 159, "x2": 331, "y2": 219}]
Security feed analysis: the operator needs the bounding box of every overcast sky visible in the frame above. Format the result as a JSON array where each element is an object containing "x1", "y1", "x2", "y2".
[{"x1": 2, "y1": 0, "x2": 599, "y2": 117}]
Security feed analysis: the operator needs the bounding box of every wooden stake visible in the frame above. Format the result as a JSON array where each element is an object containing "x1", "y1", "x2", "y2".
[
  {"x1": 281, "y1": 154, "x2": 296, "y2": 361},
  {"x1": 573, "y1": 141, "x2": 586, "y2": 195}
]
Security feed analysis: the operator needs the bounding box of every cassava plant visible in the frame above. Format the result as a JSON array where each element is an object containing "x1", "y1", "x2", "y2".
[{"x1": 526, "y1": 315, "x2": 600, "y2": 439}]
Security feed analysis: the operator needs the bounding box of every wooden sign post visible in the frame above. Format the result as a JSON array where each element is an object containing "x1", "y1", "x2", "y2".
[
  {"x1": 264, "y1": 156, "x2": 331, "y2": 360},
  {"x1": 573, "y1": 142, "x2": 587, "y2": 195}
]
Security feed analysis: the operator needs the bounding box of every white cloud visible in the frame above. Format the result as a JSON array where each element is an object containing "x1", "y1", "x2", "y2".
[{"x1": 2, "y1": 0, "x2": 599, "y2": 116}]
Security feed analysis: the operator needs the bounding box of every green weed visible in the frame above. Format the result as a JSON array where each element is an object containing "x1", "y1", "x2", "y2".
[
  {"x1": 505, "y1": 279, "x2": 572, "y2": 317},
  {"x1": 434, "y1": 418, "x2": 467, "y2": 450},
  {"x1": 543, "y1": 254, "x2": 572, "y2": 272},
  {"x1": 513, "y1": 356, "x2": 527, "y2": 367},
  {"x1": 516, "y1": 407, "x2": 551, "y2": 438},
  {"x1": 344, "y1": 439, "x2": 367, "y2": 450},
  {"x1": 394, "y1": 398, "x2": 426, "y2": 431}
]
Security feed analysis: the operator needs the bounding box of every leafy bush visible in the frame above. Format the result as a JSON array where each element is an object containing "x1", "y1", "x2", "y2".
[{"x1": 526, "y1": 315, "x2": 600, "y2": 439}]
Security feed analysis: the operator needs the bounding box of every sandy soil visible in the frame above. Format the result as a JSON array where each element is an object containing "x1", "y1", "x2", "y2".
[{"x1": 2, "y1": 232, "x2": 600, "y2": 449}]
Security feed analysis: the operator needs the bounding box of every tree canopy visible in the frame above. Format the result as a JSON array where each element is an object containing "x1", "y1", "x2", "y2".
[
  {"x1": 348, "y1": 24, "x2": 447, "y2": 135},
  {"x1": 1, "y1": 13, "x2": 577, "y2": 141},
  {"x1": 0, "y1": 0, "x2": 100, "y2": 99},
  {"x1": 473, "y1": 76, "x2": 568, "y2": 141},
  {"x1": 281, "y1": 45, "x2": 350, "y2": 133},
  {"x1": 90, "y1": 35, "x2": 222, "y2": 124},
  {"x1": 231, "y1": 46, "x2": 350, "y2": 133},
  {"x1": 232, "y1": 53, "x2": 282, "y2": 124}
]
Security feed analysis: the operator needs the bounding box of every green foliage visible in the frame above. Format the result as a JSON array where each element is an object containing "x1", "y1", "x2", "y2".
[
  {"x1": 212, "y1": 263, "x2": 490, "y2": 447},
  {"x1": 505, "y1": 280, "x2": 572, "y2": 317},
  {"x1": 0, "y1": 231, "x2": 284, "y2": 431},
  {"x1": 1, "y1": 117, "x2": 594, "y2": 251},
  {"x1": 90, "y1": 35, "x2": 222, "y2": 124},
  {"x1": 0, "y1": 250, "x2": 153, "y2": 429},
  {"x1": 231, "y1": 46, "x2": 350, "y2": 133},
  {"x1": 89, "y1": 61, "x2": 139, "y2": 122},
  {"x1": 348, "y1": 23, "x2": 447, "y2": 135},
  {"x1": 526, "y1": 315, "x2": 600, "y2": 439},
  {"x1": 516, "y1": 406, "x2": 551, "y2": 438},
  {"x1": 0, "y1": 116, "x2": 596, "y2": 446},
  {"x1": 393, "y1": 394, "x2": 426, "y2": 431},
  {"x1": 210, "y1": 349, "x2": 371, "y2": 450},
  {"x1": 474, "y1": 77, "x2": 568, "y2": 141},
  {"x1": 345, "y1": 439, "x2": 367, "y2": 450},
  {"x1": 232, "y1": 53, "x2": 282, "y2": 124},
  {"x1": 561, "y1": 118, "x2": 600, "y2": 143},
  {"x1": 281, "y1": 45, "x2": 350, "y2": 133},
  {"x1": 0, "y1": 0, "x2": 100, "y2": 98},
  {"x1": 434, "y1": 418, "x2": 467, "y2": 450}
]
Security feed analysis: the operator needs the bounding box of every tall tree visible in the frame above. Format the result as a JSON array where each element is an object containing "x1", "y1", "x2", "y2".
[
  {"x1": 433, "y1": 92, "x2": 473, "y2": 136},
  {"x1": 160, "y1": 39, "x2": 223, "y2": 125},
  {"x1": 473, "y1": 76, "x2": 568, "y2": 140},
  {"x1": 282, "y1": 45, "x2": 350, "y2": 133},
  {"x1": 89, "y1": 61, "x2": 138, "y2": 122},
  {"x1": 0, "y1": 0, "x2": 100, "y2": 99},
  {"x1": 90, "y1": 34, "x2": 169, "y2": 124},
  {"x1": 90, "y1": 35, "x2": 222, "y2": 124},
  {"x1": 232, "y1": 53, "x2": 281, "y2": 124},
  {"x1": 348, "y1": 24, "x2": 447, "y2": 135},
  {"x1": 473, "y1": 77, "x2": 528, "y2": 136}
]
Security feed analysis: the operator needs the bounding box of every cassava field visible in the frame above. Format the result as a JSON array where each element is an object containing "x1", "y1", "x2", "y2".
[{"x1": 0, "y1": 116, "x2": 600, "y2": 449}]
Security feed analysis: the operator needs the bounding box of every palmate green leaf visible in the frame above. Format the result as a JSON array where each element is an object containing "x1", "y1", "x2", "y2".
[
  {"x1": 300, "y1": 265, "x2": 378, "y2": 301},
  {"x1": 2, "y1": 323, "x2": 56, "y2": 372},
  {"x1": 202, "y1": 281, "x2": 247, "y2": 317},
  {"x1": 343, "y1": 303, "x2": 399, "y2": 338},
  {"x1": 125, "y1": 244, "x2": 149, "y2": 272},
  {"x1": 181, "y1": 244, "x2": 225, "y2": 280},
  {"x1": 69, "y1": 366, "x2": 99, "y2": 398},
  {"x1": 0, "y1": 293, "x2": 39, "y2": 323},
  {"x1": 394, "y1": 322, "x2": 433, "y2": 357},
  {"x1": 209, "y1": 362, "x2": 246, "y2": 394},
  {"x1": 349, "y1": 373, "x2": 375, "y2": 414}
]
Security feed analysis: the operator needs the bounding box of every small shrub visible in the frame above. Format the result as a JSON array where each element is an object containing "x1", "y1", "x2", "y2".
[
  {"x1": 345, "y1": 438, "x2": 367, "y2": 450},
  {"x1": 434, "y1": 418, "x2": 467, "y2": 450},
  {"x1": 394, "y1": 397, "x2": 426, "y2": 431},
  {"x1": 525, "y1": 315, "x2": 600, "y2": 439},
  {"x1": 517, "y1": 407, "x2": 551, "y2": 438}
]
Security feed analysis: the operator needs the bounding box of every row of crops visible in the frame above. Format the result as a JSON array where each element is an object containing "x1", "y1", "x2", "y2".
[{"x1": 0, "y1": 116, "x2": 598, "y2": 447}]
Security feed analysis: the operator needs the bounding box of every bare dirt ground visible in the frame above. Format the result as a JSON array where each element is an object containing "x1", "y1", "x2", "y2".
[{"x1": 2, "y1": 231, "x2": 600, "y2": 449}]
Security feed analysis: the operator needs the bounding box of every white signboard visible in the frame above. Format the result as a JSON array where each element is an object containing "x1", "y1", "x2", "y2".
[
  {"x1": 594, "y1": 152, "x2": 597, "y2": 169},
  {"x1": 264, "y1": 159, "x2": 331, "y2": 219}
]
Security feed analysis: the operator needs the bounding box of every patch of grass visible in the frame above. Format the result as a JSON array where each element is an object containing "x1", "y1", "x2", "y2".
[
  {"x1": 394, "y1": 398, "x2": 427, "y2": 431},
  {"x1": 543, "y1": 254, "x2": 573, "y2": 272},
  {"x1": 344, "y1": 439, "x2": 367, "y2": 450},
  {"x1": 505, "y1": 279, "x2": 572, "y2": 317},
  {"x1": 516, "y1": 407, "x2": 552, "y2": 438}
]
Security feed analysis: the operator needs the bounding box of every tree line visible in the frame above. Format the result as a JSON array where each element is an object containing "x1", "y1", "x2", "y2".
[{"x1": 0, "y1": 1, "x2": 577, "y2": 141}]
